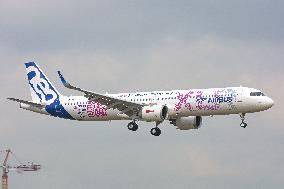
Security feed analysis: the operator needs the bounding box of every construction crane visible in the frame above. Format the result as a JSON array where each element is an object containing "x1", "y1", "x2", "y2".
[{"x1": 1, "y1": 149, "x2": 40, "y2": 189}]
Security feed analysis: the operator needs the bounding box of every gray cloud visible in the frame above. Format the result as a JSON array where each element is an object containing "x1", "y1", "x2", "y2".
[{"x1": 1, "y1": 0, "x2": 284, "y2": 52}]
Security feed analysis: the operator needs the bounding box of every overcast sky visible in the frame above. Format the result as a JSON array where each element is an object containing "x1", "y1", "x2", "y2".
[{"x1": 0, "y1": 1, "x2": 284, "y2": 189}]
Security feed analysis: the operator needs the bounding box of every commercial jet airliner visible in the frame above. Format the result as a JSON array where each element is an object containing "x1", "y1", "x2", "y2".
[{"x1": 8, "y1": 62, "x2": 274, "y2": 136}]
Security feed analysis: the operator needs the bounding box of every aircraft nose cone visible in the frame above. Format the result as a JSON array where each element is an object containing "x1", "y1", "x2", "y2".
[{"x1": 266, "y1": 98, "x2": 274, "y2": 108}]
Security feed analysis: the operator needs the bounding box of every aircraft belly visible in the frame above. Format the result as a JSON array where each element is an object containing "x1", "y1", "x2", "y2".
[
  {"x1": 65, "y1": 105, "x2": 130, "y2": 121},
  {"x1": 82, "y1": 110, "x2": 130, "y2": 121},
  {"x1": 172, "y1": 100, "x2": 241, "y2": 117}
]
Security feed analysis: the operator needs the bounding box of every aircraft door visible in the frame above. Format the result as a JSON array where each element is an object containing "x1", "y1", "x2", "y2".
[
  {"x1": 236, "y1": 88, "x2": 243, "y2": 103},
  {"x1": 235, "y1": 87, "x2": 245, "y2": 111}
]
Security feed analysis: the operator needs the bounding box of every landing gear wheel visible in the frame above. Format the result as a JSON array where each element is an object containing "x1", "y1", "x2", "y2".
[
  {"x1": 150, "y1": 127, "x2": 161, "y2": 136},
  {"x1": 239, "y1": 113, "x2": 248, "y2": 128},
  {"x1": 240, "y1": 122, "x2": 247, "y2": 128},
  {"x1": 127, "y1": 122, "x2": 138, "y2": 131}
]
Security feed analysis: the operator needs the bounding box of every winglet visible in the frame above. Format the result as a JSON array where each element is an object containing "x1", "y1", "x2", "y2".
[
  {"x1": 57, "y1": 71, "x2": 80, "y2": 91},
  {"x1": 57, "y1": 71, "x2": 72, "y2": 88},
  {"x1": 57, "y1": 71, "x2": 67, "y2": 84}
]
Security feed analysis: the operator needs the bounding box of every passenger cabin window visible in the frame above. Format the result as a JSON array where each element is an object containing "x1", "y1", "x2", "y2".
[{"x1": 250, "y1": 92, "x2": 265, "y2": 96}]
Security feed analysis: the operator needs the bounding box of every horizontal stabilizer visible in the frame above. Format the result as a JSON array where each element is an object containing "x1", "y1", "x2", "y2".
[{"x1": 7, "y1": 98, "x2": 45, "y2": 108}]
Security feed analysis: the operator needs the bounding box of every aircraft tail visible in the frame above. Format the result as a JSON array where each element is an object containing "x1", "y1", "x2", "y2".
[{"x1": 25, "y1": 62, "x2": 61, "y2": 104}]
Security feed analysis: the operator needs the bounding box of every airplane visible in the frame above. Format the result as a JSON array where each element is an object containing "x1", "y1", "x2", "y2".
[{"x1": 8, "y1": 62, "x2": 274, "y2": 136}]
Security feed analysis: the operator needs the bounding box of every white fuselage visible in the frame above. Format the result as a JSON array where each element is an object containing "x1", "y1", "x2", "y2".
[{"x1": 24, "y1": 87, "x2": 273, "y2": 121}]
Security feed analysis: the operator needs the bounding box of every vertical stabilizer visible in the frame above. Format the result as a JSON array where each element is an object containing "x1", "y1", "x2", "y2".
[{"x1": 25, "y1": 62, "x2": 61, "y2": 105}]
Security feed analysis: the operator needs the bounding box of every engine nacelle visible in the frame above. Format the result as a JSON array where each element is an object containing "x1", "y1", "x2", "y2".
[
  {"x1": 170, "y1": 116, "x2": 202, "y2": 130},
  {"x1": 141, "y1": 105, "x2": 168, "y2": 122}
]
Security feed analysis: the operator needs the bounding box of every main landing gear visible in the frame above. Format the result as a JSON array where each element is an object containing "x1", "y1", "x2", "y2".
[
  {"x1": 127, "y1": 121, "x2": 138, "y2": 131},
  {"x1": 240, "y1": 113, "x2": 248, "y2": 128},
  {"x1": 150, "y1": 121, "x2": 162, "y2": 136},
  {"x1": 150, "y1": 127, "x2": 161, "y2": 136},
  {"x1": 127, "y1": 121, "x2": 162, "y2": 136}
]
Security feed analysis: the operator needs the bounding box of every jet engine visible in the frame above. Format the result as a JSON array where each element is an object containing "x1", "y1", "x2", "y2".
[
  {"x1": 170, "y1": 116, "x2": 202, "y2": 130},
  {"x1": 141, "y1": 105, "x2": 168, "y2": 122}
]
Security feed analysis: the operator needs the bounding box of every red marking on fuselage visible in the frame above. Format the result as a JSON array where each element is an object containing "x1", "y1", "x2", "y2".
[{"x1": 146, "y1": 110, "x2": 154, "y2": 113}]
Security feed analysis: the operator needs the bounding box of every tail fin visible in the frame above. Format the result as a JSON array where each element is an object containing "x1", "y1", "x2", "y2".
[{"x1": 25, "y1": 62, "x2": 61, "y2": 104}]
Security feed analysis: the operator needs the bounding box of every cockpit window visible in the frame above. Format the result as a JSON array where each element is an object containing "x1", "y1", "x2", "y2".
[{"x1": 250, "y1": 92, "x2": 265, "y2": 96}]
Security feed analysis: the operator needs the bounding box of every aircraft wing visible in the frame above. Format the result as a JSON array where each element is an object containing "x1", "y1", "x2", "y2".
[
  {"x1": 7, "y1": 98, "x2": 45, "y2": 108},
  {"x1": 57, "y1": 71, "x2": 143, "y2": 117}
]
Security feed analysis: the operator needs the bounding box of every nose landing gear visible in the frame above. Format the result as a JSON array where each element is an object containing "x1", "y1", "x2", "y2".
[
  {"x1": 240, "y1": 113, "x2": 248, "y2": 128},
  {"x1": 240, "y1": 122, "x2": 247, "y2": 128}
]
